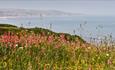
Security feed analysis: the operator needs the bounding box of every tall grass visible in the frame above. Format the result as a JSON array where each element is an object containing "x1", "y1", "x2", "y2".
[
  {"x1": 0, "y1": 30, "x2": 115, "y2": 70},
  {"x1": 0, "y1": 23, "x2": 115, "y2": 69}
]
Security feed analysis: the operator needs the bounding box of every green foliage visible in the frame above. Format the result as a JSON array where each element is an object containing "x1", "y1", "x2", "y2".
[
  {"x1": 0, "y1": 24, "x2": 17, "y2": 28},
  {"x1": 0, "y1": 44, "x2": 115, "y2": 70},
  {"x1": 0, "y1": 24, "x2": 115, "y2": 69}
]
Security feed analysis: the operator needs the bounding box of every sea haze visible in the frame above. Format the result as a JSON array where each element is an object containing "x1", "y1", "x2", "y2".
[{"x1": 0, "y1": 15, "x2": 115, "y2": 41}]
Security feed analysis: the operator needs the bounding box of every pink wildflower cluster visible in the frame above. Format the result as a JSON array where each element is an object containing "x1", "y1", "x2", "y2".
[{"x1": 0, "y1": 31, "x2": 85, "y2": 48}]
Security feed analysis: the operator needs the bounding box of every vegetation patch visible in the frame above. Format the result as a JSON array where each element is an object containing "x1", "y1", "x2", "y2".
[{"x1": 0, "y1": 24, "x2": 115, "y2": 70}]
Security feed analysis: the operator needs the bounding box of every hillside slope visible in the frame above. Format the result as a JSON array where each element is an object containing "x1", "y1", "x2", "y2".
[{"x1": 0, "y1": 24, "x2": 86, "y2": 44}]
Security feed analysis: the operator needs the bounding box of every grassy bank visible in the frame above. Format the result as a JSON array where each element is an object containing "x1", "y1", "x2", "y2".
[{"x1": 0, "y1": 24, "x2": 115, "y2": 70}]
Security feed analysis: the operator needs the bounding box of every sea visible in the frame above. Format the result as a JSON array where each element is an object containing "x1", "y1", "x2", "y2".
[{"x1": 0, "y1": 15, "x2": 115, "y2": 42}]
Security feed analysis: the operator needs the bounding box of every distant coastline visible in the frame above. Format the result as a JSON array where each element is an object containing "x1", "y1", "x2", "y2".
[
  {"x1": 0, "y1": 16, "x2": 17, "y2": 19},
  {"x1": 0, "y1": 9, "x2": 82, "y2": 18}
]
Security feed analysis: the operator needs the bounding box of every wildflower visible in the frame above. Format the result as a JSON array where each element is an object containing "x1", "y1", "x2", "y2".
[
  {"x1": 55, "y1": 44, "x2": 61, "y2": 49},
  {"x1": 13, "y1": 44, "x2": 18, "y2": 48},
  {"x1": 87, "y1": 46, "x2": 91, "y2": 50},
  {"x1": 106, "y1": 53, "x2": 109, "y2": 57},
  {"x1": 88, "y1": 65, "x2": 92, "y2": 70},
  {"x1": 107, "y1": 59, "x2": 112, "y2": 65},
  {"x1": 47, "y1": 35, "x2": 54, "y2": 43},
  {"x1": 107, "y1": 57, "x2": 112, "y2": 65},
  {"x1": 19, "y1": 47, "x2": 23, "y2": 50},
  {"x1": 60, "y1": 33, "x2": 66, "y2": 43}
]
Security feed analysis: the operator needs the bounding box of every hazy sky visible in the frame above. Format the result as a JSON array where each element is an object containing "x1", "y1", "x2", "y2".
[{"x1": 0, "y1": 0, "x2": 115, "y2": 16}]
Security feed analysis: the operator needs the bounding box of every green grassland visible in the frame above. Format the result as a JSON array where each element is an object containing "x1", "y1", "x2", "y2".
[{"x1": 0, "y1": 24, "x2": 115, "y2": 70}]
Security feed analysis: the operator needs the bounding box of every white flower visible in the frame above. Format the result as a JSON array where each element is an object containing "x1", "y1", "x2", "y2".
[
  {"x1": 15, "y1": 44, "x2": 18, "y2": 47},
  {"x1": 19, "y1": 47, "x2": 23, "y2": 50},
  {"x1": 106, "y1": 53, "x2": 109, "y2": 56}
]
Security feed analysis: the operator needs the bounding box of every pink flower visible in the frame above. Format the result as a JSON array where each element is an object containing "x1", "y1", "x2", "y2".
[
  {"x1": 47, "y1": 35, "x2": 54, "y2": 44},
  {"x1": 107, "y1": 58, "x2": 112, "y2": 65}
]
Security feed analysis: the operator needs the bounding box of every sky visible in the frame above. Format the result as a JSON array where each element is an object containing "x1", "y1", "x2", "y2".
[{"x1": 0, "y1": 0, "x2": 115, "y2": 16}]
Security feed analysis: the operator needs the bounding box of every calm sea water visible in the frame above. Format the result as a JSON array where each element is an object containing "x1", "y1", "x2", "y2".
[{"x1": 0, "y1": 15, "x2": 115, "y2": 41}]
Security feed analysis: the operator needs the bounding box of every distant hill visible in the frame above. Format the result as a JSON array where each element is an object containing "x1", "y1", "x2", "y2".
[{"x1": 0, "y1": 9, "x2": 81, "y2": 18}]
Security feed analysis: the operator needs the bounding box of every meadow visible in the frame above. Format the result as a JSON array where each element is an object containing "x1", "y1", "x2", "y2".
[{"x1": 0, "y1": 24, "x2": 115, "y2": 70}]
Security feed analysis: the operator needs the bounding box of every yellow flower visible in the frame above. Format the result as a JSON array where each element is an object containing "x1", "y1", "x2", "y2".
[
  {"x1": 87, "y1": 46, "x2": 91, "y2": 50},
  {"x1": 106, "y1": 53, "x2": 109, "y2": 57}
]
